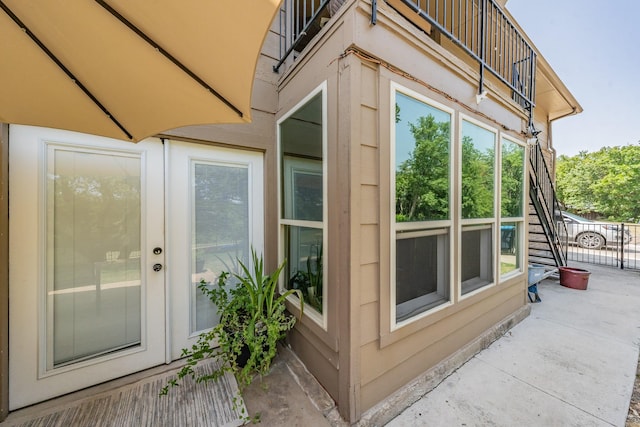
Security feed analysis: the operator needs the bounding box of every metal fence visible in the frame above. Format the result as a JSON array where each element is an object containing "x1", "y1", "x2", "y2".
[{"x1": 565, "y1": 222, "x2": 640, "y2": 271}]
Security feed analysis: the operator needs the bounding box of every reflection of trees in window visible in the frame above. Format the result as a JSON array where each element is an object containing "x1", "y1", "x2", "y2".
[
  {"x1": 461, "y1": 136, "x2": 494, "y2": 219},
  {"x1": 395, "y1": 114, "x2": 450, "y2": 222},
  {"x1": 501, "y1": 142, "x2": 525, "y2": 218}
]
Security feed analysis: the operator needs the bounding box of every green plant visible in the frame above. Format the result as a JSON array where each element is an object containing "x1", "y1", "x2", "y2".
[
  {"x1": 161, "y1": 248, "x2": 303, "y2": 413},
  {"x1": 288, "y1": 243, "x2": 323, "y2": 313}
]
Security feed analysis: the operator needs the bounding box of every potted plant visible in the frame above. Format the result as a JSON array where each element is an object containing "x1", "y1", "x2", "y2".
[
  {"x1": 161, "y1": 248, "x2": 303, "y2": 405},
  {"x1": 288, "y1": 243, "x2": 323, "y2": 313}
]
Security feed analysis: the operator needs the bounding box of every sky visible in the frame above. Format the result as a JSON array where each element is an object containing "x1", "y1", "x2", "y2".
[{"x1": 506, "y1": 0, "x2": 640, "y2": 156}]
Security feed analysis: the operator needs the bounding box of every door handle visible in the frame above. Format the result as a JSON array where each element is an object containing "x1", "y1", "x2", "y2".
[{"x1": 153, "y1": 263, "x2": 163, "y2": 272}]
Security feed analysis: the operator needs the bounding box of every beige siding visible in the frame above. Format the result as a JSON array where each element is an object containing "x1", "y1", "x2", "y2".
[
  {"x1": 360, "y1": 262, "x2": 380, "y2": 305},
  {"x1": 361, "y1": 290, "x2": 523, "y2": 409}
]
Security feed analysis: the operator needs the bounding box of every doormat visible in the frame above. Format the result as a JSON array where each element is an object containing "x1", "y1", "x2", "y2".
[{"x1": 4, "y1": 358, "x2": 247, "y2": 427}]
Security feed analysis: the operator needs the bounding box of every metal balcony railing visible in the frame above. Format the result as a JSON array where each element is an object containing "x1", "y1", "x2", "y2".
[
  {"x1": 273, "y1": 0, "x2": 331, "y2": 73},
  {"x1": 394, "y1": 0, "x2": 536, "y2": 116},
  {"x1": 274, "y1": 0, "x2": 536, "y2": 124}
]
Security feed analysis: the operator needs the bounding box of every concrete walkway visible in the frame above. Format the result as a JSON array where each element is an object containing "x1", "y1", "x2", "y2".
[{"x1": 387, "y1": 262, "x2": 640, "y2": 427}]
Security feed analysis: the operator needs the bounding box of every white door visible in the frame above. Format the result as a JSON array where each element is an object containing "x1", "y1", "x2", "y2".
[
  {"x1": 9, "y1": 126, "x2": 166, "y2": 409},
  {"x1": 9, "y1": 129, "x2": 264, "y2": 409},
  {"x1": 167, "y1": 140, "x2": 264, "y2": 359}
]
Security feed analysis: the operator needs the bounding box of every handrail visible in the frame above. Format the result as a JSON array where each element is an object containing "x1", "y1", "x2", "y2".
[{"x1": 530, "y1": 143, "x2": 567, "y2": 266}]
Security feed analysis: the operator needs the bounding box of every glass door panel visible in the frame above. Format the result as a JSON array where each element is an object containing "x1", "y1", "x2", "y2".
[
  {"x1": 48, "y1": 148, "x2": 142, "y2": 367},
  {"x1": 168, "y1": 140, "x2": 263, "y2": 359},
  {"x1": 192, "y1": 162, "x2": 250, "y2": 333}
]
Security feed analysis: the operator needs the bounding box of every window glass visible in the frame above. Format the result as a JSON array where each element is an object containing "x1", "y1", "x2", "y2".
[
  {"x1": 461, "y1": 225, "x2": 494, "y2": 295},
  {"x1": 396, "y1": 230, "x2": 450, "y2": 322},
  {"x1": 279, "y1": 90, "x2": 324, "y2": 317},
  {"x1": 395, "y1": 92, "x2": 450, "y2": 222},
  {"x1": 283, "y1": 225, "x2": 323, "y2": 313},
  {"x1": 393, "y1": 89, "x2": 452, "y2": 323},
  {"x1": 49, "y1": 149, "x2": 141, "y2": 367},
  {"x1": 500, "y1": 222, "x2": 520, "y2": 275},
  {"x1": 283, "y1": 156, "x2": 322, "y2": 221},
  {"x1": 501, "y1": 140, "x2": 525, "y2": 218},
  {"x1": 280, "y1": 92, "x2": 323, "y2": 222},
  {"x1": 192, "y1": 162, "x2": 249, "y2": 333},
  {"x1": 461, "y1": 120, "x2": 496, "y2": 219},
  {"x1": 500, "y1": 138, "x2": 525, "y2": 277}
]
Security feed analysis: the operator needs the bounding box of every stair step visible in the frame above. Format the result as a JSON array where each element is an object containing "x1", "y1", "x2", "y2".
[
  {"x1": 528, "y1": 250, "x2": 556, "y2": 258},
  {"x1": 528, "y1": 257, "x2": 558, "y2": 268},
  {"x1": 529, "y1": 242, "x2": 552, "y2": 250}
]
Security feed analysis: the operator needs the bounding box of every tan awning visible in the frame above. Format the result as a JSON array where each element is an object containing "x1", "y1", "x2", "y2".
[{"x1": 0, "y1": 0, "x2": 281, "y2": 142}]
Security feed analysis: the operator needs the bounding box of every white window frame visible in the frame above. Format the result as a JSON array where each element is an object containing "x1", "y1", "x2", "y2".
[
  {"x1": 277, "y1": 82, "x2": 328, "y2": 330},
  {"x1": 390, "y1": 82, "x2": 455, "y2": 330},
  {"x1": 458, "y1": 114, "x2": 499, "y2": 300}
]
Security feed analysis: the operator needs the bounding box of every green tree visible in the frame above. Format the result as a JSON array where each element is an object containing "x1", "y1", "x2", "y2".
[
  {"x1": 556, "y1": 145, "x2": 640, "y2": 222},
  {"x1": 501, "y1": 142, "x2": 525, "y2": 218},
  {"x1": 395, "y1": 115, "x2": 450, "y2": 222},
  {"x1": 461, "y1": 136, "x2": 494, "y2": 219}
]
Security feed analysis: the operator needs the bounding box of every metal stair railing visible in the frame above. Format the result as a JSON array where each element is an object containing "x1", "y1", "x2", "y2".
[{"x1": 529, "y1": 143, "x2": 567, "y2": 267}]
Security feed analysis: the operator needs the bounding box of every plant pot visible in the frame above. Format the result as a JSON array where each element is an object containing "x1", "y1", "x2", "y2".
[
  {"x1": 559, "y1": 266, "x2": 590, "y2": 290},
  {"x1": 236, "y1": 342, "x2": 251, "y2": 368}
]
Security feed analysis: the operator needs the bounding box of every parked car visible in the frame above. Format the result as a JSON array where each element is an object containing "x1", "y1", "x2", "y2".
[{"x1": 560, "y1": 211, "x2": 633, "y2": 249}]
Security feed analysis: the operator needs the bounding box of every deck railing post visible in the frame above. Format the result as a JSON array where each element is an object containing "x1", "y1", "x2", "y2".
[{"x1": 478, "y1": 0, "x2": 487, "y2": 96}]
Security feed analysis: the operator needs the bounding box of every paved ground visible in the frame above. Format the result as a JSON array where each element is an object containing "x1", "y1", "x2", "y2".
[{"x1": 386, "y1": 262, "x2": 640, "y2": 427}]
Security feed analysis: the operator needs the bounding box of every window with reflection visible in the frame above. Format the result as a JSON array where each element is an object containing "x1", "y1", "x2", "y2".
[
  {"x1": 500, "y1": 138, "x2": 525, "y2": 277},
  {"x1": 279, "y1": 88, "x2": 325, "y2": 318},
  {"x1": 393, "y1": 89, "x2": 452, "y2": 324},
  {"x1": 461, "y1": 119, "x2": 496, "y2": 295}
]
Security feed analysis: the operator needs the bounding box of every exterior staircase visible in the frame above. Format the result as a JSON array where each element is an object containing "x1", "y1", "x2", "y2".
[{"x1": 528, "y1": 143, "x2": 567, "y2": 268}]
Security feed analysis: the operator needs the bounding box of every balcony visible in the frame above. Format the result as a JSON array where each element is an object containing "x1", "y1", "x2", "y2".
[{"x1": 274, "y1": 0, "x2": 536, "y2": 125}]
